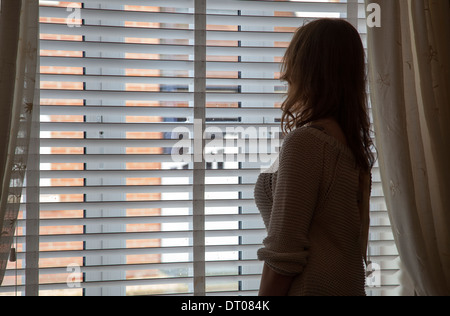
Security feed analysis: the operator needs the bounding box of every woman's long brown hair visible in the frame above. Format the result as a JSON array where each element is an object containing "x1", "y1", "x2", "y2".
[{"x1": 280, "y1": 19, "x2": 375, "y2": 172}]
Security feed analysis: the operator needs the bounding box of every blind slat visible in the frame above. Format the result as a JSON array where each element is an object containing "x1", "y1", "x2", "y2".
[
  {"x1": 39, "y1": 184, "x2": 256, "y2": 195},
  {"x1": 40, "y1": 105, "x2": 282, "y2": 116},
  {"x1": 40, "y1": 23, "x2": 194, "y2": 39},
  {"x1": 39, "y1": 168, "x2": 264, "y2": 179},
  {"x1": 19, "y1": 213, "x2": 262, "y2": 227},
  {"x1": 42, "y1": 56, "x2": 282, "y2": 72},
  {"x1": 41, "y1": 40, "x2": 286, "y2": 57},
  {"x1": 38, "y1": 199, "x2": 259, "y2": 211},
  {"x1": 16, "y1": 229, "x2": 267, "y2": 243},
  {"x1": 40, "y1": 6, "x2": 348, "y2": 27},
  {"x1": 41, "y1": 0, "x2": 346, "y2": 13},
  {"x1": 40, "y1": 74, "x2": 283, "y2": 87}
]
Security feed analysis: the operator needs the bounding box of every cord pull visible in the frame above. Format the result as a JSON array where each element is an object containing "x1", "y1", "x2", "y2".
[{"x1": 10, "y1": 248, "x2": 17, "y2": 262}]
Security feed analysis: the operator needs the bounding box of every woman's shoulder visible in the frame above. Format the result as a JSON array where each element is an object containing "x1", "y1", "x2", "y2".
[
  {"x1": 283, "y1": 126, "x2": 353, "y2": 158},
  {"x1": 282, "y1": 126, "x2": 328, "y2": 153},
  {"x1": 279, "y1": 127, "x2": 327, "y2": 166},
  {"x1": 283, "y1": 126, "x2": 317, "y2": 143}
]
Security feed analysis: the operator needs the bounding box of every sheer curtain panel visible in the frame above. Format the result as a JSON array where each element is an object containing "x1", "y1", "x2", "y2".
[
  {"x1": 0, "y1": 0, "x2": 39, "y2": 285},
  {"x1": 366, "y1": 0, "x2": 450, "y2": 296}
]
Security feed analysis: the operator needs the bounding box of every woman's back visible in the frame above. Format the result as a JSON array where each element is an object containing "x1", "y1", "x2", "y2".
[{"x1": 255, "y1": 127, "x2": 367, "y2": 296}]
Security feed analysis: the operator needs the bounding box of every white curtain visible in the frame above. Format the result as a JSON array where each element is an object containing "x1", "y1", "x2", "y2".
[
  {"x1": 0, "y1": 0, "x2": 39, "y2": 285},
  {"x1": 366, "y1": 0, "x2": 450, "y2": 295}
]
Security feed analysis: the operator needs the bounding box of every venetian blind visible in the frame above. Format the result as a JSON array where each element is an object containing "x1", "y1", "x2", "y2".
[{"x1": 0, "y1": 0, "x2": 401, "y2": 296}]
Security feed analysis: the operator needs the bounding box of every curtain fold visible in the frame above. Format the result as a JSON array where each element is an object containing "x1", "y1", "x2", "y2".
[
  {"x1": 0, "y1": 0, "x2": 39, "y2": 285},
  {"x1": 366, "y1": 0, "x2": 450, "y2": 295}
]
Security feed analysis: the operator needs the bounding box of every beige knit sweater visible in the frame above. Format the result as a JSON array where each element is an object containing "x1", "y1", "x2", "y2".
[{"x1": 255, "y1": 126, "x2": 368, "y2": 296}]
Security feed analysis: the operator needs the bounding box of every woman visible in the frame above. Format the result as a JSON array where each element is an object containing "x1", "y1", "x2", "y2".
[{"x1": 255, "y1": 19, "x2": 375, "y2": 296}]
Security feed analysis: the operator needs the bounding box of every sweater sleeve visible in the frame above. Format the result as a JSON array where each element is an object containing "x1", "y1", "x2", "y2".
[{"x1": 257, "y1": 129, "x2": 324, "y2": 276}]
